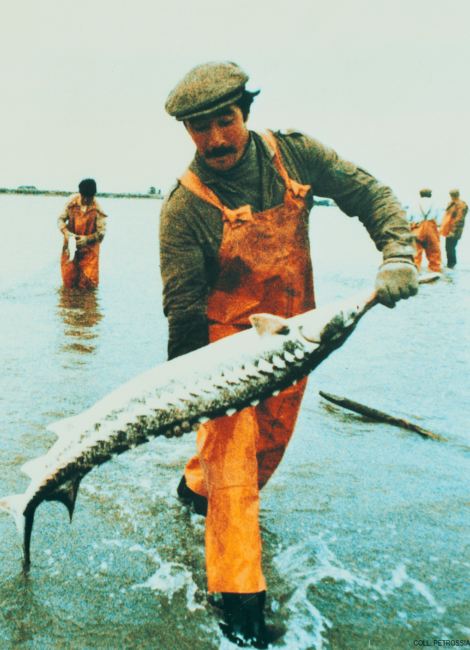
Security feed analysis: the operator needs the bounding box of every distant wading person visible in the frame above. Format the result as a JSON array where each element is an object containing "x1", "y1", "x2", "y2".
[
  {"x1": 440, "y1": 189, "x2": 468, "y2": 268},
  {"x1": 407, "y1": 189, "x2": 442, "y2": 272},
  {"x1": 160, "y1": 61, "x2": 419, "y2": 648},
  {"x1": 58, "y1": 179, "x2": 107, "y2": 289}
]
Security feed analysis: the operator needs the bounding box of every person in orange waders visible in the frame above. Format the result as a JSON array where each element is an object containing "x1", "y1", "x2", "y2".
[
  {"x1": 58, "y1": 178, "x2": 107, "y2": 290},
  {"x1": 439, "y1": 189, "x2": 468, "y2": 268},
  {"x1": 160, "y1": 61, "x2": 419, "y2": 648},
  {"x1": 407, "y1": 189, "x2": 442, "y2": 273}
]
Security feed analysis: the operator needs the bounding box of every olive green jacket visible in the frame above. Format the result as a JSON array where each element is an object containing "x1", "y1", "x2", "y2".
[{"x1": 160, "y1": 130, "x2": 415, "y2": 359}]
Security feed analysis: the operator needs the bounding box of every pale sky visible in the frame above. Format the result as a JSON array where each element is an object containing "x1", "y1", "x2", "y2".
[{"x1": 1, "y1": 0, "x2": 469, "y2": 208}]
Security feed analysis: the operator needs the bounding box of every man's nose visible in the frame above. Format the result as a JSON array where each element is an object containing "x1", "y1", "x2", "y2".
[{"x1": 207, "y1": 125, "x2": 225, "y2": 148}]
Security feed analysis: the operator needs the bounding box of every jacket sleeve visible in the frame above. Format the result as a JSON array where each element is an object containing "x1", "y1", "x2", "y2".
[
  {"x1": 159, "y1": 186, "x2": 210, "y2": 360},
  {"x1": 57, "y1": 200, "x2": 71, "y2": 234},
  {"x1": 87, "y1": 208, "x2": 107, "y2": 244},
  {"x1": 284, "y1": 132, "x2": 416, "y2": 260}
]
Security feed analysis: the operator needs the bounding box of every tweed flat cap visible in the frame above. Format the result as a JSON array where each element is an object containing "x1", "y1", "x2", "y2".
[
  {"x1": 419, "y1": 189, "x2": 432, "y2": 197},
  {"x1": 165, "y1": 61, "x2": 249, "y2": 121}
]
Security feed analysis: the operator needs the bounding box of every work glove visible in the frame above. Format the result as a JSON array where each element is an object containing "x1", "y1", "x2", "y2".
[{"x1": 375, "y1": 258, "x2": 419, "y2": 308}]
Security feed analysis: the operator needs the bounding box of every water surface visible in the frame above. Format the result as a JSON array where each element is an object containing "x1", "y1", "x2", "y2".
[{"x1": 0, "y1": 195, "x2": 469, "y2": 649}]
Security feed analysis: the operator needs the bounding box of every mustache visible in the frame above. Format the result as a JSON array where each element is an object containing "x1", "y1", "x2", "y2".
[{"x1": 205, "y1": 145, "x2": 237, "y2": 160}]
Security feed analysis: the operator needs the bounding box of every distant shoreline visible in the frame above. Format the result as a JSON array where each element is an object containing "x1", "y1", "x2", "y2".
[
  {"x1": 0, "y1": 188, "x2": 164, "y2": 199},
  {"x1": 1, "y1": 188, "x2": 336, "y2": 206}
]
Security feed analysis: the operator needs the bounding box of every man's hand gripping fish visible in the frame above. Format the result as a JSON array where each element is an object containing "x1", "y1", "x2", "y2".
[{"x1": 0, "y1": 288, "x2": 382, "y2": 566}]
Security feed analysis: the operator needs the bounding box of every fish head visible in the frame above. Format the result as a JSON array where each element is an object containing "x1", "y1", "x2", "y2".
[{"x1": 296, "y1": 290, "x2": 377, "y2": 344}]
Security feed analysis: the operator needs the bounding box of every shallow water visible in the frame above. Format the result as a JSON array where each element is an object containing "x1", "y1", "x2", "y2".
[{"x1": 0, "y1": 195, "x2": 469, "y2": 649}]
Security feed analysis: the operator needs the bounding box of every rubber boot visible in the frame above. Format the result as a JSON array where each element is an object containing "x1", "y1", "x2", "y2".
[
  {"x1": 220, "y1": 591, "x2": 268, "y2": 649},
  {"x1": 177, "y1": 475, "x2": 208, "y2": 517}
]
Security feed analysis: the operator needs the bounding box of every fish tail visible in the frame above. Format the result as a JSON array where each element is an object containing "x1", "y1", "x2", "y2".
[
  {"x1": 0, "y1": 494, "x2": 27, "y2": 535},
  {"x1": 0, "y1": 494, "x2": 34, "y2": 566},
  {"x1": 23, "y1": 505, "x2": 37, "y2": 568}
]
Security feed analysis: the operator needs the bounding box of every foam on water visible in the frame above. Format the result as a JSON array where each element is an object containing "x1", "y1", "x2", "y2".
[
  {"x1": 273, "y1": 534, "x2": 446, "y2": 648},
  {"x1": 130, "y1": 545, "x2": 203, "y2": 613},
  {"x1": 373, "y1": 563, "x2": 445, "y2": 613}
]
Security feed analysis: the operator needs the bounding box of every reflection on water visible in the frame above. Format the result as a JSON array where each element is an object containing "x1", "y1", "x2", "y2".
[
  {"x1": 56, "y1": 287, "x2": 103, "y2": 356},
  {"x1": 0, "y1": 573, "x2": 37, "y2": 646}
]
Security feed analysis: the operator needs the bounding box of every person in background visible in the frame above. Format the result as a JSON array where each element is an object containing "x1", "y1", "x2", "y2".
[
  {"x1": 58, "y1": 178, "x2": 107, "y2": 289},
  {"x1": 440, "y1": 189, "x2": 468, "y2": 268},
  {"x1": 160, "y1": 61, "x2": 418, "y2": 648},
  {"x1": 407, "y1": 188, "x2": 442, "y2": 273}
]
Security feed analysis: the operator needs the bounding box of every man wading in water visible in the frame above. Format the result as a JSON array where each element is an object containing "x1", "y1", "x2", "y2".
[
  {"x1": 58, "y1": 178, "x2": 107, "y2": 290},
  {"x1": 160, "y1": 61, "x2": 418, "y2": 648},
  {"x1": 440, "y1": 189, "x2": 468, "y2": 269}
]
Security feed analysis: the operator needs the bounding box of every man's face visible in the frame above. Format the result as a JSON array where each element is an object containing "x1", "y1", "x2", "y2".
[{"x1": 185, "y1": 105, "x2": 249, "y2": 171}]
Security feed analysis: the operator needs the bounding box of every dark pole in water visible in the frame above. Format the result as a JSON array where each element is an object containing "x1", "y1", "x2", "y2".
[{"x1": 319, "y1": 391, "x2": 441, "y2": 440}]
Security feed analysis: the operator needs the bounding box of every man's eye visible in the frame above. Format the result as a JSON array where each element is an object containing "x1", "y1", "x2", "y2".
[{"x1": 219, "y1": 118, "x2": 233, "y2": 127}]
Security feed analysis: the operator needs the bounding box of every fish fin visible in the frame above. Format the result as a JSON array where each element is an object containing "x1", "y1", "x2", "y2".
[
  {"x1": 249, "y1": 314, "x2": 290, "y2": 338},
  {"x1": 44, "y1": 476, "x2": 82, "y2": 521},
  {"x1": 21, "y1": 456, "x2": 48, "y2": 479}
]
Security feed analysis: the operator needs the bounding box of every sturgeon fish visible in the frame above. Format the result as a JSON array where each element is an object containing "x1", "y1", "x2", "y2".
[
  {"x1": 1, "y1": 288, "x2": 381, "y2": 565},
  {"x1": 67, "y1": 233, "x2": 77, "y2": 261}
]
